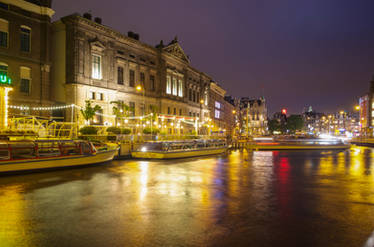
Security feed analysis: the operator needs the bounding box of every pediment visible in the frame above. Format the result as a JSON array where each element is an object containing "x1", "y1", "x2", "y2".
[
  {"x1": 89, "y1": 38, "x2": 106, "y2": 52},
  {"x1": 163, "y1": 43, "x2": 190, "y2": 64}
]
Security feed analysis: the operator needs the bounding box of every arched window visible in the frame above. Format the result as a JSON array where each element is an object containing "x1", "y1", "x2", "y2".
[
  {"x1": 0, "y1": 19, "x2": 8, "y2": 48},
  {"x1": 20, "y1": 66, "x2": 31, "y2": 94},
  {"x1": 20, "y1": 25, "x2": 31, "y2": 52}
]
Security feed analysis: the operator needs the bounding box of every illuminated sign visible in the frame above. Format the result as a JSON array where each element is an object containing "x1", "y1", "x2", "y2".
[{"x1": 0, "y1": 73, "x2": 11, "y2": 85}]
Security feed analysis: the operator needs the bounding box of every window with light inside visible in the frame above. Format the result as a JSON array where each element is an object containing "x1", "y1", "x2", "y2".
[
  {"x1": 20, "y1": 66, "x2": 31, "y2": 94},
  {"x1": 91, "y1": 54, "x2": 101, "y2": 79}
]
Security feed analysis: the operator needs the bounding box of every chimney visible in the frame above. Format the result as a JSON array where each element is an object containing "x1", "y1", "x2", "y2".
[
  {"x1": 83, "y1": 12, "x2": 92, "y2": 20},
  {"x1": 94, "y1": 17, "x2": 102, "y2": 24},
  {"x1": 127, "y1": 31, "x2": 134, "y2": 38},
  {"x1": 133, "y1": 33, "x2": 139, "y2": 40}
]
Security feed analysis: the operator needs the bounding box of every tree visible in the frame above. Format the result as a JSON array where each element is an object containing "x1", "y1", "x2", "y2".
[
  {"x1": 268, "y1": 119, "x2": 281, "y2": 134},
  {"x1": 80, "y1": 100, "x2": 102, "y2": 125},
  {"x1": 286, "y1": 115, "x2": 304, "y2": 133},
  {"x1": 110, "y1": 101, "x2": 131, "y2": 126}
]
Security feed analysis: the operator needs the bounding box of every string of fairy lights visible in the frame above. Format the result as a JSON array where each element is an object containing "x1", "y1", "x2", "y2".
[{"x1": 8, "y1": 104, "x2": 198, "y2": 125}]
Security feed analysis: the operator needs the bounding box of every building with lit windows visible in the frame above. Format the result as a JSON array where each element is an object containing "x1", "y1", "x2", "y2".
[
  {"x1": 359, "y1": 76, "x2": 374, "y2": 136},
  {"x1": 208, "y1": 82, "x2": 229, "y2": 135},
  {"x1": 304, "y1": 109, "x2": 359, "y2": 136},
  {"x1": 51, "y1": 13, "x2": 212, "y2": 132},
  {"x1": 0, "y1": 0, "x2": 54, "y2": 116},
  {"x1": 239, "y1": 97, "x2": 268, "y2": 136}
]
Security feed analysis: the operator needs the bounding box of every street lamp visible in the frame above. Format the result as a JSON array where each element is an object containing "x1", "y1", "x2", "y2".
[
  {"x1": 136, "y1": 84, "x2": 146, "y2": 135},
  {"x1": 199, "y1": 99, "x2": 204, "y2": 135}
]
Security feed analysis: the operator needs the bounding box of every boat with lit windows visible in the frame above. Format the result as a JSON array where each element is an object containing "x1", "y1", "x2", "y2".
[
  {"x1": 131, "y1": 139, "x2": 227, "y2": 159},
  {"x1": 0, "y1": 140, "x2": 119, "y2": 173},
  {"x1": 248, "y1": 137, "x2": 350, "y2": 150}
]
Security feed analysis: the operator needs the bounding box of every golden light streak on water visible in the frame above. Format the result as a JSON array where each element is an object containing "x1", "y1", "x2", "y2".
[{"x1": 0, "y1": 185, "x2": 33, "y2": 247}]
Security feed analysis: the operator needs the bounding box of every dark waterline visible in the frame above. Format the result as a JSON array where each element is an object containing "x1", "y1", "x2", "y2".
[{"x1": 0, "y1": 147, "x2": 374, "y2": 247}]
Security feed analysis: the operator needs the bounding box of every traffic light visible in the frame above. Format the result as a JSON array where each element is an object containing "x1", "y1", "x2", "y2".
[{"x1": 281, "y1": 108, "x2": 287, "y2": 115}]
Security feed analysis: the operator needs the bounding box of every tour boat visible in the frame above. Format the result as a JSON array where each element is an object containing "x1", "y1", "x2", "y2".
[
  {"x1": 248, "y1": 138, "x2": 350, "y2": 150},
  {"x1": 0, "y1": 140, "x2": 119, "y2": 173},
  {"x1": 131, "y1": 139, "x2": 227, "y2": 159}
]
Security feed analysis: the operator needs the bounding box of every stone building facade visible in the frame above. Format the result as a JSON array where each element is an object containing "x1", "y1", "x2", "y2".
[
  {"x1": 0, "y1": 0, "x2": 54, "y2": 116},
  {"x1": 208, "y1": 82, "x2": 228, "y2": 134},
  {"x1": 240, "y1": 97, "x2": 268, "y2": 135},
  {"x1": 52, "y1": 13, "x2": 211, "y2": 133}
]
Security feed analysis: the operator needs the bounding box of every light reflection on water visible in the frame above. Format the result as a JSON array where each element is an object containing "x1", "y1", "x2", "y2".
[{"x1": 0, "y1": 147, "x2": 374, "y2": 246}]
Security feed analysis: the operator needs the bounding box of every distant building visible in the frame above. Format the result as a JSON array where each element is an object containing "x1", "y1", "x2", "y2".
[
  {"x1": 0, "y1": 0, "x2": 55, "y2": 116},
  {"x1": 239, "y1": 97, "x2": 268, "y2": 136},
  {"x1": 208, "y1": 82, "x2": 228, "y2": 135},
  {"x1": 303, "y1": 110, "x2": 326, "y2": 133},
  {"x1": 224, "y1": 95, "x2": 239, "y2": 136},
  {"x1": 359, "y1": 76, "x2": 374, "y2": 136},
  {"x1": 303, "y1": 109, "x2": 359, "y2": 136}
]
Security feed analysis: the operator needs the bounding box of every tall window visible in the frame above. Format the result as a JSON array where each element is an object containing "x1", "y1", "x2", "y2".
[
  {"x1": 0, "y1": 19, "x2": 8, "y2": 48},
  {"x1": 197, "y1": 92, "x2": 200, "y2": 102},
  {"x1": 89, "y1": 91, "x2": 95, "y2": 100},
  {"x1": 215, "y1": 101, "x2": 221, "y2": 119},
  {"x1": 140, "y1": 72, "x2": 145, "y2": 88},
  {"x1": 172, "y1": 77, "x2": 177, "y2": 96},
  {"x1": 150, "y1": 75, "x2": 155, "y2": 91},
  {"x1": 215, "y1": 110, "x2": 220, "y2": 119},
  {"x1": 20, "y1": 26, "x2": 31, "y2": 52},
  {"x1": 91, "y1": 54, "x2": 101, "y2": 79},
  {"x1": 168, "y1": 107, "x2": 171, "y2": 114},
  {"x1": 189, "y1": 88, "x2": 192, "y2": 101},
  {"x1": 166, "y1": 75, "x2": 171, "y2": 94},
  {"x1": 179, "y1": 109, "x2": 182, "y2": 116},
  {"x1": 193, "y1": 91, "x2": 196, "y2": 102},
  {"x1": 117, "y1": 66, "x2": 124, "y2": 85},
  {"x1": 173, "y1": 108, "x2": 176, "y2": 115},
  {"x1": 178, "y1": 79, "x2": 183, "y2": 97},
  {"x1": 20, "y1": 66, "x2": 31, "y2": 94},
  {"x1": 129, "y1": 69, "x2": 135, "y2": 87}
]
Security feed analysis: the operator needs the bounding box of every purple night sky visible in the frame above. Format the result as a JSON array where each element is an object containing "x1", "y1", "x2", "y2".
[{"x1": 52, "y1": 0, "x2": 374, "y2": 114}]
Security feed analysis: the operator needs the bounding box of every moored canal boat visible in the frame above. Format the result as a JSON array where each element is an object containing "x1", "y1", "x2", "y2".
[
  {"x1": 248, "y1": 138, "x2": 350, "y2": 150},
  {"x1": 131, "y1": 139, "x2": 227, "y2": 159},
  {"x1": 0, "y1": 140, "x2": 119, "y2": 173}
]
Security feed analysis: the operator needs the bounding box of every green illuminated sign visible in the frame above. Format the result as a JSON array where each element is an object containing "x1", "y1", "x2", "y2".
[{"x1": 0, "y1": 73, "x2": 11, "y2": 85}]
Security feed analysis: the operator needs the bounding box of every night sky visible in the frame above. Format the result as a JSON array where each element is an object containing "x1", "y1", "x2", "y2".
[{"x1": 52, "y1": 0, "x2": 374, "y2": 114}]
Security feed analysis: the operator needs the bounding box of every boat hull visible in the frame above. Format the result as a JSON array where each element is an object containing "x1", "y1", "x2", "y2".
[
  {"x1": 131, "y1": 147, "x2": 227, "y2": 159},
  {"x1": 248, "y1": 144, "x2": 350, "y2": 150},
  {"x1": 0, "y1": 149, "x2": 118, "y2": 173}
]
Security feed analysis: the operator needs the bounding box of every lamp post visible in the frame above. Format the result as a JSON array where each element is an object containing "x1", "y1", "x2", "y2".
[
  {"x1": 136, "y1": 84, "x2": 145, "y2": 134},
  {"x1": 232, "y1": 110, "x2": 236, "y2": 137},
  {"x1": 199, "y1": 99, "x2": 204, "y2": 135}
]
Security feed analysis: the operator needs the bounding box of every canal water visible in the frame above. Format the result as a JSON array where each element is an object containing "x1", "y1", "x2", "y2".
[{"x1": 0, "y1": 147, "x2": 374, "y2": 247}]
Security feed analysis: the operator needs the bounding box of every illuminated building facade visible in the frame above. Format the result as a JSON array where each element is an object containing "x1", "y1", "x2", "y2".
[
  {"x1": 208, "y1": 82, "x2": 231, "y2": 135},
  {"x1": 239, "y1": 97, "x2": 268, "y2": 136},
  {"x1": 52, "y1": 13, "x2": 211, "y2": 132},
  {"x1": 358, "y1": 76, "x2": 374, "y2": 136},
  {"x1": 0, "y1": 0, "x2": 54, "y2": 117},
  {"x1": 304, "y1": 109, "x2": 359, "y2": 136}
]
